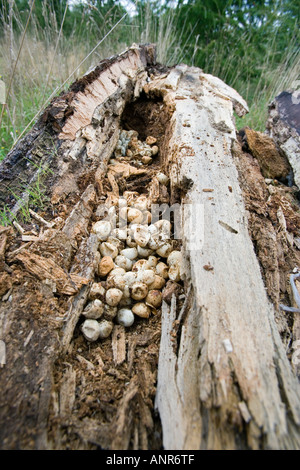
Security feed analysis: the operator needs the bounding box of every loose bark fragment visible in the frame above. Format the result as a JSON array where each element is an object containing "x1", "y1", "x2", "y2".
[
  {"x1": 243, "y1": 127, "x2": 291, "y2": 180},
  {"x1": 14, "y1": 250, "x2": 89, "y2": 295},
  {"x1": 266, "y1": 89, "x2": 300, "y2": 189}
]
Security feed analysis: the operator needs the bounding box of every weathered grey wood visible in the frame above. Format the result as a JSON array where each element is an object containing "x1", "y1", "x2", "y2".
[
  {"x1": 154, "y1": 66, "x2": 300, "y2": 450},
  {"x1": 61, "y1": 233, "x2": 100, "y2": 352}
]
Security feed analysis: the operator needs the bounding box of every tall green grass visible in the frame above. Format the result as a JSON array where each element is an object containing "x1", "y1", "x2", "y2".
[{"x1": 0, "y1": 0, "x2": 299, "y2": 162}]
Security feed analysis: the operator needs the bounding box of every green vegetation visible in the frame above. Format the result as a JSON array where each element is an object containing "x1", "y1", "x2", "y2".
[
  {"x1": 0, "y1": 146, "x2": 53, "y2": 227},
  {"x1": 0, "y1": 172, "x2": 50, "y2": 226},
  {"x1": 0, "y1": 0, "x2": 299, "y2": 161}
]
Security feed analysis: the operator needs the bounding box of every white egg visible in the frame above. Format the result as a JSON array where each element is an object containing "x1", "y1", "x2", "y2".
[
  {"x1": 81, "y1": 319, "x2": 101, "y2": 342},
  {"x1": 117, "y1": 308, "x2": 135, "y2": 327},
  {"x1": 92, "y1": 220, "x2": 112, "y2": 241}
]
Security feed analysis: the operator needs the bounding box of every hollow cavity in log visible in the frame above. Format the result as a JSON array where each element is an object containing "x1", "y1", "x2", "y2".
[{"x1": 48, "y1": 92, "x2": 186, "y2": 451}]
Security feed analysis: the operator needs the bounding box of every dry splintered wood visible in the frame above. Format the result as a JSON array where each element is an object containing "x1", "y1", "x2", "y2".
[{"x1": 153, "y1": 65, "x2": 300, "y2": 450}]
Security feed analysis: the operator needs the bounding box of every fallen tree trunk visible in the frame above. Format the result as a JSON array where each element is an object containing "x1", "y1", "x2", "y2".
[
  {"x1": 151, "y1": 69, "x2": 300, "y2": 449},
  {"x1": 0, "y1": 44, "x2": 299, "y2": 450}
]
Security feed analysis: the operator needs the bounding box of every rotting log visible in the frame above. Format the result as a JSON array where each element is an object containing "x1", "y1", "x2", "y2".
[
  {"x1": 150, "y1": 68, "x2": 300, "y2": 449},
  {"x1": 0, "y1": 44, "x2": 299, "y2": 450}
]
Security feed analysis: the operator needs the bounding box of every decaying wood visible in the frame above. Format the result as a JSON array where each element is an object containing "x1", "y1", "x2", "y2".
[
  {"x1": 62, "y1": 184, "x2": 96, "y2": 241},
  {"x1": 111, "y1": 375, "x2": 139, "y2": 450},
  {"x1": 59, "y1": 366, "x2": 76, "y2": 416},
  {"x1": 266, "y1": 89, "x2": 300, "y2": 188},
  {"x1": 0, "y1": 43, "x2": 299, "y2": 450},
  {"x1": 28, "y1": 208, "x2": 55, "y2": 228},
  {"x1": 61, "y1": 232, "x2": 100, "y2": 351},
  {"x1": 112, "y1": 325, "x2": 126, "y2": 366},
  {"x1": 151, "y1": 65, "x2": 300, "y2": 449}
]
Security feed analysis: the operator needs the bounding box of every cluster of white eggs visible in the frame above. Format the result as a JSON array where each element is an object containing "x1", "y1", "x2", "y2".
[
  {"x1": 110, "y1": 129, "x2": 159, "y2": 166},
  {"x1": 80, "y1": 190, "x2": 183, "y2": 342}
]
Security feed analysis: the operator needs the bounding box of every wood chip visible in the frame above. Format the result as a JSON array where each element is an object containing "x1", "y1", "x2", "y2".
[
  {"x1": 28, "y1": 209, "x2": 55, "y2": 228},
  {"x1": 13, "y1": 221, "x2": 25, "y2": 234},
  {"x1": 203, "y1": 264, "x2": 214, "y2": 271},
  {"x1": 0, "y1": 231, "x2": 8, "y2": 265},
  {"x1": 24, "y1": 329, "x2": 34, "y2": 347},
  {"x1": 238, "y1": 401, "x2": 252, "y2": 423},
  {"x1": 21, "y1": 235, "x2": 40, "y2": 242},
  {"x1": 15, "y1": 250, "x2": 89, "y2": 295},
  {"x1": 76, "y1": 354, "x2": 95, "y2": 370},
  {"x1": 107, "y1": 172, "x2": 119, "y2": 196},
  {"x1": 108, "y1": 162, "x2": 146, "y2": 179},
  {"x1": 112, "y1": 325, "x2": 126, "y2": 366},
  {"x1": 0, "y1": 226, "x2": 11, "y2": 234}
]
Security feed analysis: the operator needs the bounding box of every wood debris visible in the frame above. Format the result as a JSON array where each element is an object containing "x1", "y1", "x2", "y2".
[
  {"x1": 0, "y1": 340, "x2": 6, "y2": 367},
  {"x1": 14, "y1": 250, "x2": 89, "y2": 295}
]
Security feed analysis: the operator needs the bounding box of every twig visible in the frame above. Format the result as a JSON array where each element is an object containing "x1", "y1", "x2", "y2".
[
  {"x1": 290, "y1": 272, "x2": 300, "y2": 308},
  {"x1": 0, "y1": 340, "x2": 6, "y2": 368},
  {"x1": 28, "y1": 208, "x2": 54, "y2": 228},
  {"x1": 11, "y1": 11, "x2": 128, "y2": 148},
  {"x1": 13, "y1": 220, "x2": 25, "y2": 234}
]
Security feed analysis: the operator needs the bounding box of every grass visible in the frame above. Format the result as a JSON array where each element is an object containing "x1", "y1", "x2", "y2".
[
  {"x1": 0, "y1": 142, "x2": 54, "y2": 227},
  {"x1": 0, "y1": 2, "x2": 186, "y2": 161}
]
